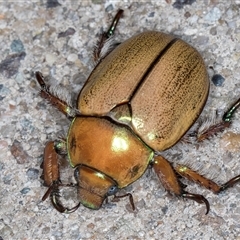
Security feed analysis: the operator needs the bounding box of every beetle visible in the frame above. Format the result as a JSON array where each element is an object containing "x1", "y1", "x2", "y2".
[{"x1": 36, "y1": 9, "x2": 240, "y2": 214}]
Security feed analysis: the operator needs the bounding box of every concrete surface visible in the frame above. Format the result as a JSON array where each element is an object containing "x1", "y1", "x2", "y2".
[{"x1": 1, "y1": 0, "x2": 240, "y2": 239}]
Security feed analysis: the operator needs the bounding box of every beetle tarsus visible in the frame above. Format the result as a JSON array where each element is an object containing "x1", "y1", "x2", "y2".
[
  {"x1": 105, "y1": 9, "x2": 123, "y2": 38},
  {"x1": 42, "y1": 183, "x2": 80, "y2": 213},
  {"x1": 51, "y1": 188, "x2": 81, "y2": 213},
  {"x1": 223, "y1": 97, "x2": 240, "y2": 122},
  {"x1": 219, "y1": 175, "x2": 240, "y2": 192},
  {"x1": 182, "y1": 192, "x2": 210, "y2": 215},
  {"x1": 36, "y1": 71, "x2": 47, "y2": 89},
  {"x1": 192, "y1": 96, "x2": 240, "y2": 142}
]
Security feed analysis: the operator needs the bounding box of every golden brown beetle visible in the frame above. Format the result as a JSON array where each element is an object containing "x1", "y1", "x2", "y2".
[{"x1": 37, "y1": 9, "x2": 240, "y2": 214}]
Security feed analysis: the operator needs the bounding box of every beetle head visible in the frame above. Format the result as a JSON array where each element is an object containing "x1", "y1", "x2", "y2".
[{"x1": 74, "y1": 165, "x2": 118, "y2": 209}]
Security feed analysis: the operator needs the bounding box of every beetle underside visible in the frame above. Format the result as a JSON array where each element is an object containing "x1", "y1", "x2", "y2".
[{"x1": 36, "y1": 9, "x2": 240, "y2": 214}]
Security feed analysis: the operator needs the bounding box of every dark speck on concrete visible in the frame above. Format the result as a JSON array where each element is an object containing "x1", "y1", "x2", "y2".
[
  {"x1": 161, "y1": 206, "x2": 168, "y2": 214},
  {"x1": 26, "y1": 168, "x2": 39, "y2": 180},
  {"x1": 148, "y1": 12, "x2": 155, "y2": 17},
  {"x1": 46, "y1": 0, "x2": 61, "y2": 8},
  {"x1": 212, "y1": 74, "x2": 225, "y2": 86},
  {"x1": 105, "y1": 4, "x2": 113, "y2": 12},
  {"x1": 58, "y1": 27, "x2": 76, "y2": 38},
  {"x1": 10, "y1": 140, "x2": 31, "y2": 164},
  {"x1": 173, "y1": 0, "x2": 196, "y2": 9},
  {"x1": 20, "y1": 187, "x2": 31, "y2": 194},
  {"x1": 10, "y1": 39, "x2": 25, "y2": 53},
  {"x1": 0, "y1": 52, "x2": 26, "y2": 78}
]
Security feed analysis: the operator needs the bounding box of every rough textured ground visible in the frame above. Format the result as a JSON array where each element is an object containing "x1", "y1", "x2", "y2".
[{"x1": 1, "y1": 0, "x2": 240, "y2": 239}]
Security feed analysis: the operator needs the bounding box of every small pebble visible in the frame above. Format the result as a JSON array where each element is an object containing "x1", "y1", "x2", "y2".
[
  {"x1": 0, "y1": 84, "x2": 10, "y2": 96},
  {"x1": 26, "y1": 168, "x2": 39, "y2": 180},
  {"x1": 67, "y1": 53, "x2": 78, "y2": 63},
  {"x1": 45, "y1": 53, "x2": 57, "y2": 65},
  {"x1": 15, "y1": 72, "x2": 24, "y2": 84},
  {"x1": 148, "y1": 12, "x2": 155, "y2": 18},
  {"x1": 46, "y1": 0, "x2": 61, "y2": 8},
  {"x1": 210, "y1": 27, "x2": 217, "y2": 35},
  {"x1": 10, "y1": 39, "x2": 25, "y2": 53},
  {"x1": 204, "y1": 7, "x2": 222, "y2": 23},
  {"x1": 212, "y1": 74, "x2": 225, "y2": 86},
  {"x1": 0, "y1": 52, "x2": 26, "y2": 78},
  {"x1": 105, "y1": 4, "x2": 113, "y2": 12},
  {"x1": 3, "y1": 174, "x2": 11, "y2": 184},
  {"x1": 58, "y1": 27, "x2": 76, "y2": 38},
  {"x1": 161, "y1": 206, "x2": 168, "y2": 214},
  {"x1": 173, "y1": 0, "x2": 196, "y2": 9},
  {"x1": 20, "y1": 187, "x2": 30, "y2": 194},
  {"x1": 10, "y1": 140, "x2": 30, "y2": 164}
]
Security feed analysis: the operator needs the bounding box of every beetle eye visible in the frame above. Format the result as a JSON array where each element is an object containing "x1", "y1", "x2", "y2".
[{"x1": 107, "y1": 185, "x2": 118, "y2": 196}]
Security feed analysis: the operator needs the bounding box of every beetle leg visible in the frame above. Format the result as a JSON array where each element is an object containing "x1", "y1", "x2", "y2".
[
  {"x1": 112, "y1": 193, "x2": 135, "y2": 210},
  {"x1": 93, "y1": 9, "x2": 123, "y2": 62},
  {"x1": 50, "y1": 184, "x2": 81, "y2": 213},
  {"x1": 105, "y1": 9, "x2": 124, "y2": 39},
  {"x1": 41, "y1": 141, "x2": 80, "y2": 213},
  {"x1": 153, "y1": 155, "x2": 210, "y2": 214},
  {"x1": 222, "y1": 97, "x2": 240, "y2": 123},
  {"x1": 41, "y1": 141, "x2": 60, "y2": 187},
  {"x1": 182, "y1": 192, "x2": 210, "y2": 214},
  {"x1": 35, "y1": 71, "x2": 77, "y2": 119},
  {"x1": 175, "y1": 164, "x2": 240, "y2": 193},
  {"x1": 194, "y1": 97, "x2": 240, "y2": 142}
]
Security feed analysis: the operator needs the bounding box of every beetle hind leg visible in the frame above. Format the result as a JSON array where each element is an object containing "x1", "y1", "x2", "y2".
[
  {"x1": 175, "y1": 164, "x2": 240, "y2": 194},
  {"x1": 191, "y1": 96, "x2": 240, "y2": 142},
  {"x1": 153, "y1": 155, "x2": 210, "y2": 214},
  {"x1": 178, "y1": 164, "x2": 240, "y2": 193}
]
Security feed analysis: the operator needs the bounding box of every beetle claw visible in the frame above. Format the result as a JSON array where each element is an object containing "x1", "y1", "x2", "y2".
[
  {"x1": 182, "y1": 192, "x2": 210, "y2": 215},
  {"x1": 50, "y1": 188, "x2": 80, "y2": 213},
  {"x1": 42, "y1": 183, "x2": 80, "y2": 213}
]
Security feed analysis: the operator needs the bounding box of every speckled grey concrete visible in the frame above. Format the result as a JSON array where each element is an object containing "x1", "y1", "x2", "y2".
[{"x1": 1, "y1": 1, "x2": 240, "y2": 239}]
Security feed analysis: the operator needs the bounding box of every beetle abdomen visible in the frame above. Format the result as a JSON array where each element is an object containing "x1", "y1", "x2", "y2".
[{"x1": 78, "y1": 31, "x2": 209, "y2": 151}]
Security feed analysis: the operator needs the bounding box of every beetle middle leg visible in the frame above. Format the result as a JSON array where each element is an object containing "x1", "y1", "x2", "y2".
[
  {"x1": 36, "y1": 71, "x2": 77, "y2": 119},
  {"x1": 153, "y1": 155, "x2": 210, "y2": 214},
  {"x1": 93, "y1": 9, "x2": 123, "y2": 62},
  {"x1": 41, "y1": 141, "x2": 80, "y2": 213}
]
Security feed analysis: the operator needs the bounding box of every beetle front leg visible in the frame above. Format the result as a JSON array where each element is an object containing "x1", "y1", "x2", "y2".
[
  {"x1": 153, "y1": 155, "x2": 210, "y2": 214},
  {"x1": 41, "y1": 141, "x2": 80, "y2": 213},
  {"x1": 36, "y1": 72, "x2": 77, "y2": 119}
]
